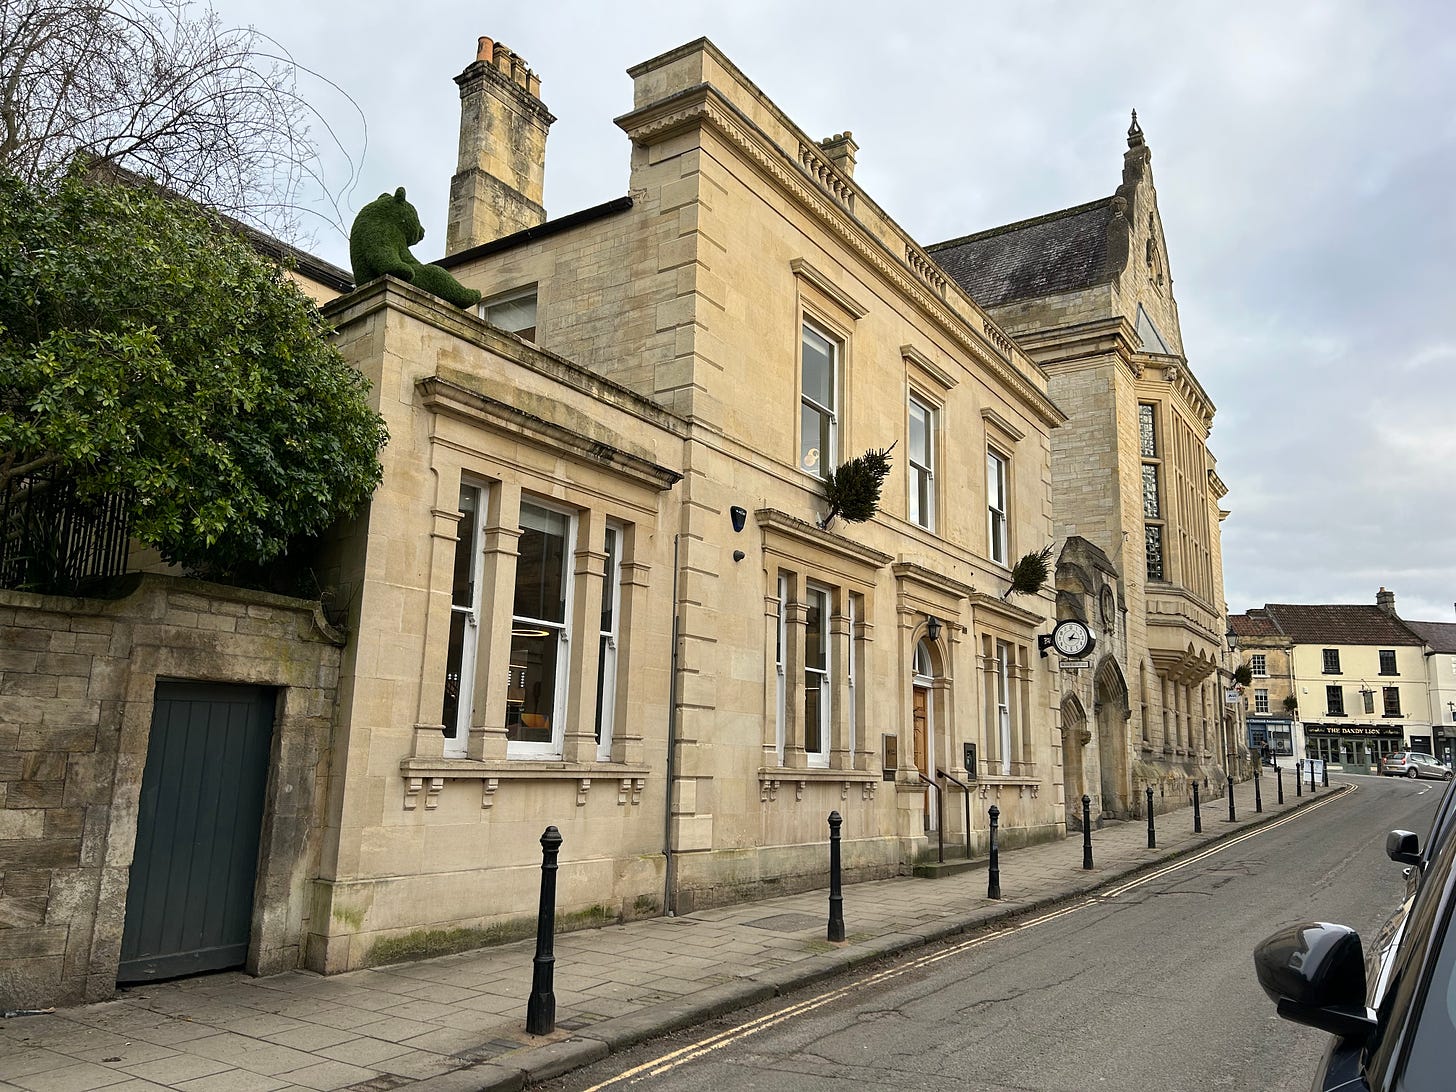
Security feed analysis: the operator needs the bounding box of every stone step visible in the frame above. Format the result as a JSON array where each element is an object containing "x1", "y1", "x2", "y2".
[{"x1": 912, "y1": 856, "x2": 985, "y2": 880}]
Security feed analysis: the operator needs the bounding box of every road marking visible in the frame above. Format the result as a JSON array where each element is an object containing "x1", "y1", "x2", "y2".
[{"x1": 576, "y1": 786, "x2": 1353, "y2": 1090}]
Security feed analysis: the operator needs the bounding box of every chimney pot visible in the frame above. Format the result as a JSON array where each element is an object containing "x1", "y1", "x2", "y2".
[{"x1": 476, "y1": 36, "x2": 493, "y2": 63}]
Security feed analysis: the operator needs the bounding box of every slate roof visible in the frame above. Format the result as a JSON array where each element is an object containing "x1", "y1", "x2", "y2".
[
  {"x1": 1236, "y1": 603, "x2": 1424, "y2": 646},
  {"x1": 927, "y1": 198, "x2": 1115, "y2": 308},
  {"x1": 1406, "y1": 620, "x2": 1456, "y2": 653}
]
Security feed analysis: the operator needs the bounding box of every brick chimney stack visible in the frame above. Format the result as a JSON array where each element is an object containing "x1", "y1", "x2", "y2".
[
  {"x1": 445, "y1": 36, "x2": 556, "y2": 255},
  {"x1": 1377, "y1": 587, "x2": 1396, "y2": 616}
]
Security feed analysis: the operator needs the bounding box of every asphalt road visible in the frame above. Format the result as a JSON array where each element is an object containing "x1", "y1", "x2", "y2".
[{"x1": 550, "y1": 773, "x2": 1444, "y2": 1092}]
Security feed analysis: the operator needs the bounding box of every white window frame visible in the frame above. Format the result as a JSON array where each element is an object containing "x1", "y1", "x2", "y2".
[
  {"x1": 800, "y1": 321, "x2": 839, "y2": 479},
  {"x1": 1249, "y1": 653, "x2": 1267, "y2": 677},
  {"x1": 987, "y1": 450, "x2": 1010, "y2": 566},
  {"x1": 443, "y1": 482, "x2": 486, "y2": 758},
  {"x1": 908, "y1": 395, "x2": 936, "y2": 531},
  {"x1": 507, "y1": 499, "x2": 576, "y2": 760},
  {"x1": 775, "y1": 574, "x2": 787, "y2": 763},
  {"x1": 594, "y1": 524, "x2": 622, "y2": 763},
  {"x1": 1254, "y1": 688, "x2": 1270, "y2": 715},
  {"x1": 847, "y1": 593, "x2": 860, "y2": 764},
  {"x1": 996, "y1": 639, "x2": 1013, "y2": 774},
  {"x1": 480, "y1": 285, "x2": 539, "y2": 340},
  {"x1": 804, "y1": 584, "x2": 831, "y2": 768}
]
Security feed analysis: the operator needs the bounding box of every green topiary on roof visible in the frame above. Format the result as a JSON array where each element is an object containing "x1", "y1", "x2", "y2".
[{"x1": 349, "y1": 187, "x2": 481, "y2": 309}]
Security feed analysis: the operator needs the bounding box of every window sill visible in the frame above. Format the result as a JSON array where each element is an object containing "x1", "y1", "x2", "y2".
[
  {"x1": 759, "y1": 766, "x2": 879, "y2": 781},
  {"x1": 398, "y1": 757, "x2": 651, "y2": 810},
  {"x1": 758, "y1": 766, "x2": 880, "y2": 802}
]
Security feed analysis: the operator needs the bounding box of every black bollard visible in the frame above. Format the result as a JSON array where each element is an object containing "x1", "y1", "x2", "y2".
[
  {"x1": 1082, "y1": 794, "x2": 1094, "y2": 870},
  {"x1": 1277, "y1": 765, "x2": 1284, "y2": 805},
  {"x1": 1192, "y1": 779, "x2": 1202, "y2": 833},
  {"x1": 1227, "y1": 776, "x2": 1236, "y2": 822},
  {"x1": 1322, "y1": 761, "x2": 1329, "y2": 788},
  {"x1": 1146, "y1": 786, "x2": 1156, "y2": 849},
  {"x1": 1254, "y1": 765, "x2": 1263, "y2": 813},
  {"x1": 988, "y1": 805, "x2": 1002, "y2": 899},
  {"x1": 827, "y1": 811, "x2": 845, "y2": 942},
  {"x1": 1296, "y1": 760, "x2": 1303, "y2": 797},
  {"x1": 526, "y1": 825, "x2": 563, "y2": 1036},
  {"x1": 1311, "y1": 760, "x2": 1317, "y2": 793}
]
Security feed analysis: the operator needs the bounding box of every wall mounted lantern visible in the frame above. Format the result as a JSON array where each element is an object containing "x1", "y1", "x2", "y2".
[{"x1": 926, "y1": 615, "x2": 942, "y2": 642}]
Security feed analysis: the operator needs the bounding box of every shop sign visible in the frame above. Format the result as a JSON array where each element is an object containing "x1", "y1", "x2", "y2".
[{"x1": 1307, "y1": 723, "x2": 1404, "y2": 737}]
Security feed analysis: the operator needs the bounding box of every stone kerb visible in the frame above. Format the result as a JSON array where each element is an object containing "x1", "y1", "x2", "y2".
[{"x1": 0, "y1": 573, "x2": 343, "y2": 1009}]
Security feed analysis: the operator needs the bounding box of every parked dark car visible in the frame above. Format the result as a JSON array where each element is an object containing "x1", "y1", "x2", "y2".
[
  {"x1": 1253, "y1": 778, "x2": 1456, "y2": 1089},
  {"x1": 1381, "y1": 752, "x2": 1453, "y2": 780}
]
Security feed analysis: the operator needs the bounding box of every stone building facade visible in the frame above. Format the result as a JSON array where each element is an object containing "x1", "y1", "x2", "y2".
[
  {"x1": 299, "y1": 35, "x2": 1069, "y2": 969},
  {"x1": 1231, "y1": 590, "x2": 1447, "y2": 770},
  {"x1": 929, "y1": 115, "x2": 1236, "y2": 818}
]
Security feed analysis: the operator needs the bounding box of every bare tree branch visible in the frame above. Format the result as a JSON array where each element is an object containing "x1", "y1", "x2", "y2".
[{"x1": 0, "y1": 0, "x2": 364, "y2": 241}]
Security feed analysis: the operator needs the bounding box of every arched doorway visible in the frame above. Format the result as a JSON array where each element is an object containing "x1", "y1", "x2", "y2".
[
  {"x1": 1094, "y1": 657, "x2": 1131, "y2": 816},
  {"x1": 1061, "y1": 694, "x2": 1089, "y2": 826}
]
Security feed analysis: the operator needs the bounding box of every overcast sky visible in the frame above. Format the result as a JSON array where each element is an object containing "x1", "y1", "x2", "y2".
[{"x1": 213, "y1": 0, "x2": 1456, "y2": 623}]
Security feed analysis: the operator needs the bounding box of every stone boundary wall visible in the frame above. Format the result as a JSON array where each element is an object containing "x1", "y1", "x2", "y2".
[{"x1": 0, "y1": 574, "x2": 342, "y2": 1008}]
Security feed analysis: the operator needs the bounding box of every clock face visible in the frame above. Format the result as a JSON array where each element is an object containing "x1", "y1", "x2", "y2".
[{"x1": 1052, "y1": 620, "x2": 1093, "y2": 657}]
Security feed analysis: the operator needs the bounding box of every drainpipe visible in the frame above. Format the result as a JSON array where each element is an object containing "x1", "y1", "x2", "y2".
[{"x1": 663, "y1": 534, "x2": 681, "y2": 915}]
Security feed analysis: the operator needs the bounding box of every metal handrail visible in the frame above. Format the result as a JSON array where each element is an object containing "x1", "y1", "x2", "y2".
[
  {"x1": 917, "y1": 773, "x2": 944, "y2": 863},
  {"x1": 937, "y1": 767, "x2": 973, "y2": 861}
]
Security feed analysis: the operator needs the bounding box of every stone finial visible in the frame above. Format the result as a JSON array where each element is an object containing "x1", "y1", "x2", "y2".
[
  {"x1": 819, "y1": 131, "x2": 858, "y2": 179},
  {"x1": 1127, "y1": 109, "x2": 1145, "y2": 149}
]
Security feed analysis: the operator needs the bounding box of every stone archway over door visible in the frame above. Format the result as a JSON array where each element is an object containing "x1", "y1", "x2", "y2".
[
  {"x1": 1061, "y1": 695, "x2": 1088, "y2": 826},
  {"x1": 1094, "y1": 658, "x2": 1131, "y2": 816}
]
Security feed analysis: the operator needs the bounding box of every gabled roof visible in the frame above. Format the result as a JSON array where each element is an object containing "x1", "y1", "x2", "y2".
[
  {"x1": 1406, "y1": 620, "x2": 1456, "y2": 653},
  {"x1": 1239, "y1": 603, "x2": 1424, "y2": 646},
  {"x1": 926, "y1": 198, "x2": 1115, "y2": 308}
]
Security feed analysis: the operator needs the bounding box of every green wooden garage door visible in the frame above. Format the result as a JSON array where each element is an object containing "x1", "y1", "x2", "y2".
[{"x1": 118, "y1": 683, "x2": 275, "y2": 983}]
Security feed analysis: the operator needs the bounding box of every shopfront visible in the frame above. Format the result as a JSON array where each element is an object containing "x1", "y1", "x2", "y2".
[
  {"x1": 1304, "y1": 723, "x2": 1405, "y2": 771},
  {"x1": 1247, "y1": 718, "x2": 1294, "y2": 757}
]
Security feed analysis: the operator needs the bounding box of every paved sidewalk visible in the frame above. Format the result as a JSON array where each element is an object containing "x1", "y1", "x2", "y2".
[{"x1": 2, "y1": 773, "x2": 1348, "y2": 1092}]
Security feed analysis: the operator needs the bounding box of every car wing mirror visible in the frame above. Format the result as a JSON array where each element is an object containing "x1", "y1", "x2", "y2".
[
  {"x1": 1386, "y1": 829, "x2": 1421, "y2": 867},
  {"x1": 1254, "y1": 922, "x2": 1378, "y2": 1042}
]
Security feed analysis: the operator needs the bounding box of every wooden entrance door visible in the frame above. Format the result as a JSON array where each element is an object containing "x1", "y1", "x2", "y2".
[
  {"x1": 118, "y1": 683, "x2": 275, "y2": 983},
  {"x1": 913, "y1": 686, "x2": 931, "y2": 826}
]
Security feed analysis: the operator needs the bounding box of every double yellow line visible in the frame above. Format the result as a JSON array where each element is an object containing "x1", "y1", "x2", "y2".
[{"x1": 581, "y1": 786, "x2": 1351, "y2": 1089}]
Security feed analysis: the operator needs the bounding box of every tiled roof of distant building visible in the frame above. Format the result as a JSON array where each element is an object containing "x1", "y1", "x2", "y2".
[
  {"x1": 1406, "y1": 620, "x2": 1456, "y2": 653},
  {"x1": 1256, "y1": 603, "x2": 1424, "y2": 646},
  {"x1": 927, "y1": 198, "x2": 1115, "y2": 308},
  {"x1": 1229, "y1": 609, "x2": 1282, "y2": 638}
]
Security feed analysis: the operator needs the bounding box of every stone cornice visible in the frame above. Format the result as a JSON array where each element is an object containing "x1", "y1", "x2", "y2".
[
  {"x1": 325, "y1": 276, "x2": 689, "y2": 439},
  {"x1": 616, "y1": 87, "x2": 1066, "y2": 429},
  {"x1": 418, "y1": 376, "x2": 683, "y2": 493},
  {"x1": 755, "y1": 508, "x2": 894, "y2": 574},
  {"x1": 1004, "y1": 315, "x2": 1141, "y2": 377},
  {"x1": 891, "y1": 561, "x2": 975, "y2": 602},
  {"x1": 966, "y1": 590, "x2": 1047, "y2": 629},
  {"x1": 901, "y1": 345, "x2": 958, "y2": 391},
  {"x1": 1136, "y1": 352, "x2": 1216, "y2": 431},
  {"x1": 790, "y1": 257, "x2": 869, "y2": 318}
]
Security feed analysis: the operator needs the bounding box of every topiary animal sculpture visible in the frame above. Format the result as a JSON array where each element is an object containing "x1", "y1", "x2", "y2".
[{"x1": 348, "y1": 187, "x2": 481, "y2": 309}]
